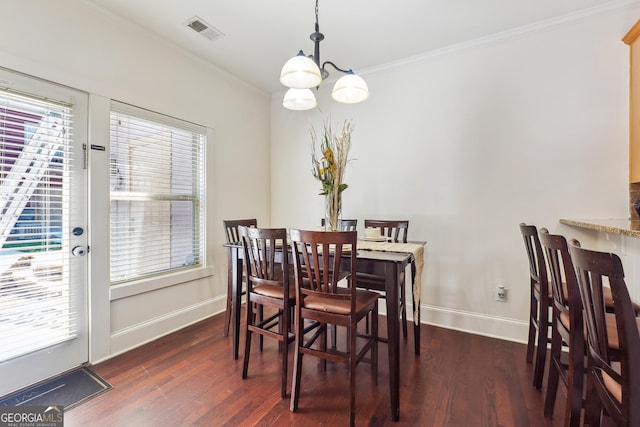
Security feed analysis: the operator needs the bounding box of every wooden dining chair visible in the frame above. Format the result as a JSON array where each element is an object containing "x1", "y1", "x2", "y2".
[
  {"x1": 364, "y1": 219, "x2": 409, "y2": 243},
  {"x1": 289, "y1": 229, "x2": 378, "y2": 427},
  {"x1": 569, "y1": 240, "x2": 640, "y2": 426},
  {"x1": 539, "y1": 228, "x2": 584, "y2": 426},
  {"x1": 519, "y1": 223, "x2": 552, "y2": 390},
  {"x1": 239, "y1": 226, "x2": 295, "y2": 398},
  {"x1": 356, "y1": 219, "x2": 411, "y2": 340},
  {"x1": 222, "y1": 219, "x2": 257, "y2": 337},
  {"x1": 321, "y1": 218, "x2": 358, "y2": 231}
]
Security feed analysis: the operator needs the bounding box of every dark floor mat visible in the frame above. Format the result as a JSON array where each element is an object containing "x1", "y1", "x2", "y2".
[{"x1": 0, "y1": 367, "x2": 112, "y2": 410}]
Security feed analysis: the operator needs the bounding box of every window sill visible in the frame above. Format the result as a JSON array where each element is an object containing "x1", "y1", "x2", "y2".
[{"x1": 109, "y1": 266, "x2": 215, "y2": 301}]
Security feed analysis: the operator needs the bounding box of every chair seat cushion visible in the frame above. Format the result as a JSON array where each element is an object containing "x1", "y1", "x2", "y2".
[
  {"x1": 253, "y1": 283, "x2": 295, "y2": 299},
  {"x1": 304, "y1": 289, "x2": 379, "y2": 315},
  {"x1": 601, "y1": 363, "x2": 622, "y2": 404},
  {"x1": 605, "y1": 313, "x2": 640, "y2": 350},
  {"x1": 559, "y1": 311, "x2": 571, "y2": 331},
  {"x1": 534, "y1": 280, "x2": 552, "y2": 299},
  {"x1": 559, "y1": 310, "x2": 588, "y2": 337},
  {"x1": 563, "y1": 312, "x2": 640, "y2": 347}
]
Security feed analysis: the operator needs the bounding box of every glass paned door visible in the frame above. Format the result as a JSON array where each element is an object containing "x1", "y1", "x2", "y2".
[{"x1": 0, "y1": 68, "x2": 88, "y2": 396}]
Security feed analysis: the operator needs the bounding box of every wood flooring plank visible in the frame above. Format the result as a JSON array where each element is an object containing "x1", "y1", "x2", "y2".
[{"x1": 65, "y1": 313, "x2": 564, "y2": 426}]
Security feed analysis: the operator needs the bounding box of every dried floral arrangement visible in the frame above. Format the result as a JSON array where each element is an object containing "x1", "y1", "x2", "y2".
[{"x1": 311, "y1": 119, "x2": 353, "y2": 231}]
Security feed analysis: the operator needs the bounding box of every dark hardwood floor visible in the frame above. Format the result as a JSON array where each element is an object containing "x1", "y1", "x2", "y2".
[{"x1": 66, "y1": 312, "x2": 564, "y2": 426}]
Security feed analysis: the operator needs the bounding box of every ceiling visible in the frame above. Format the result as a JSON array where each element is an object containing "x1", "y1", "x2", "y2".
[{"x1": 84, "y1": 0, "x2": 625, "y2": 94}]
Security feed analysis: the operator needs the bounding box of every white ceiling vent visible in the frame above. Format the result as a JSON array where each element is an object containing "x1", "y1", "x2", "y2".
[{"x1": 185, "y1": 16, "x2": 224, "y2": 41}]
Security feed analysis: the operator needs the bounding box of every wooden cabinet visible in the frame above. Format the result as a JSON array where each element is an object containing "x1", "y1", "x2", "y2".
[
  {"x1": 625, "y1": 20, "x2": 640, "y2": 183},
  {"x1": 624, "y1": 20, "x2": 640, "y2": 218}
]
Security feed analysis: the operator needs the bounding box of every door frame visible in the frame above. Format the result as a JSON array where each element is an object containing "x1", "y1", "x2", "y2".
[{"x1": 0, "y1": 67, "x2": 89, "y2": 396}]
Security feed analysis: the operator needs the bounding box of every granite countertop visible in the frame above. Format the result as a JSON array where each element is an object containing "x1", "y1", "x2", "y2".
[{"x1": 560, "y1": 218, "x2": 640, "y2": 238}]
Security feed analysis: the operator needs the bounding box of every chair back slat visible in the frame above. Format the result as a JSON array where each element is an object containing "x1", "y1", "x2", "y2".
[
  {"x1": 223, "y1": 219, "x2": 257, "y2": 244},
  {"x1": 320, "y1": 218, "x2": 358, "y2": 231},
  {"x1": 364, "y1": 220, "x2": 408, "y2": 243},
  {"x1": 290, "y1": 229, "x2": 357, "y2": 303},
  {"x1": 339, "y1": 219, "x2": 358, "y2": 231},
  {"x1": 239, "y1": 226, "x2": 286, "y2": 286}
]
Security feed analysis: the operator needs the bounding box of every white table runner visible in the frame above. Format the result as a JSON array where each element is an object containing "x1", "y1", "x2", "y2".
[{"x1": 356, "y1": 240, "x2": 425, "y2": 324}]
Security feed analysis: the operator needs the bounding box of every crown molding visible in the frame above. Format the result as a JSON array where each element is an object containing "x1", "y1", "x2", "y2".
[{"x1": 362, "y1": 0, "x2": 640, "y2": 77}]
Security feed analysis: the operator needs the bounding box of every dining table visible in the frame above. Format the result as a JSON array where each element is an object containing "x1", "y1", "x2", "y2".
[{"x1": 223, "y1": 237, "x2": 426, "y2": 422}]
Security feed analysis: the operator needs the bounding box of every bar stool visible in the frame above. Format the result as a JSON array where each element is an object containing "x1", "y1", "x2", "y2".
[
  {"x1": 519, "y1": 223, "x2": 551, "y2": 390},
  {"x1": 357, "y1": 220, "x2": 410, "y2": 339},
  {"x1": 222, "y1": 219, "x2": 257, "y2": 337},
  {"x1": 539, "y1": 228, "x2": 584, "y2": 426},
  {"x1": 239, "y1": 226, "x2": 295, "y2": 398},
  {"x1": 289, "y1": 229, "x2": 378, "y2": 426},
  {"x1": 569, "y1": 240, "x2": 640, "y2": 426}
]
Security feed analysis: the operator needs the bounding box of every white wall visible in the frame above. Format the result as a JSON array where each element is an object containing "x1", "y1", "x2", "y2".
[
  {"x1": 271, "y1": 6, "x2": 640, "y2": 342},
  {"x1": 1, "y1": 0, "x2": 636, "y2": 365},
  {"x1": 0, "y1": 0, "x2": 271, "y2": 361}
]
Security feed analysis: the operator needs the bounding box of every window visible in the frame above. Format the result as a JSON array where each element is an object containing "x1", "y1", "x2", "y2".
[{"x1": 109, "y1": 102, "x2": 205, "y2": 284}]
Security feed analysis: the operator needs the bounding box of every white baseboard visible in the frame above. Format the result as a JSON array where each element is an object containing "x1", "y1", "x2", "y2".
[
  {"x1": 378, "y1": 300, "x2": 528, "y2": 344},
  {"x1": 105, "y1": 296, "x2": 226, "y2": 361},
  {"x1": 417, "y1": 304, "x2": 528, "y2": 344},
  {"x1": 102, "y1": 296, "x2": 527, "y2": 364}
]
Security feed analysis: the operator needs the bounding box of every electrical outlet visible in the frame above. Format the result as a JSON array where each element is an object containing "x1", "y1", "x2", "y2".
[{"x1": 495, "y1": 285, "x2": 508, "y2": 302}]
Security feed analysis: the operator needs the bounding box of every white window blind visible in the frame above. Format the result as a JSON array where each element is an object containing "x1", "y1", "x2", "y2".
[
  {"x1": 0, "y1": 88, "x2": 76, "y2": 361},
  {"x1": 109, "y1": 102, "x2": 206, "y2": 284}
]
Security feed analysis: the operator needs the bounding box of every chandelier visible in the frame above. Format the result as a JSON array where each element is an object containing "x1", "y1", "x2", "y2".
[{"x1": 279, "y1": 0, "x2": 369, "y2": 111}]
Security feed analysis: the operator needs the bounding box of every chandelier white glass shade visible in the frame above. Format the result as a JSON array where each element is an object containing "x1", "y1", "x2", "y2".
[
  {"x1": 280, "y1": 52, "x2": 322, "y2": 89},
  {"x1": 332, "y1": 72, "x2": 369, "y2": 104},
  {"x1": 280, "y1": 0, "x2": 369, "y2": 110},
  {"x1": 282, "y1": 88, "x2": 317, "y2": 111}
]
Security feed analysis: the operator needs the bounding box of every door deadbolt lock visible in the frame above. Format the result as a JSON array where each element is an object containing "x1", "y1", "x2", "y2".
[{"x1": 72, "y1": 246, "x2": 88, "y2": 257}]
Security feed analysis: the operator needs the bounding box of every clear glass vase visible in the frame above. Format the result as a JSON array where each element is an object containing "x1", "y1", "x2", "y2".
[{"x1": 324, "y1": 190, "x2": 342, "y2": 231}]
